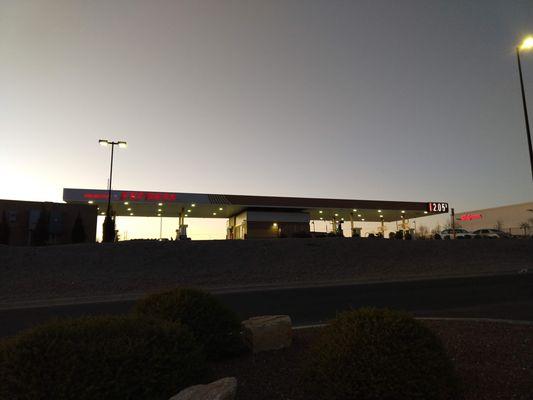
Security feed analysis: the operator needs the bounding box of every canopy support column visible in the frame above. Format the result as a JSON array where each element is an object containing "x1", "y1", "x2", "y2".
[{"x1": 176, "y1": 207, "x2": 188, "y2": 240}]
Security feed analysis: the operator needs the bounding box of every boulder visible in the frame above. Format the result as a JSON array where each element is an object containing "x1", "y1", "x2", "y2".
[
  {"x1": 169, "y1": 377, "x2": 237, "y2": 400},
  {"x1": 242, "y1": 315, "x2": 292, "y2": 353}
]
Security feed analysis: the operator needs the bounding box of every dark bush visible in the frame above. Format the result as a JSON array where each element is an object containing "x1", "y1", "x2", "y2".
[
  {"x1": 0, "y1": 316, "x2": 207, "y2": 400},
  {"x1": 102, "y1": 213, "x2": 116, "y2": 242},
  {"x1": 32, "y1": 208, "x2": 50, "y2": 246},
  {"x1": 134, "y1": 288, "x2": 244, "y2": 359},
  {"x1": 304, "y1": 308, "x2": 461, "y2": 400},
  {"x1": 0, "y1": 210, "x2": 9, "y2": 245},
  {"x1": 71, "y1": 213, "x2": 87, "y2": 243},
  {"x1": 292, "y1": 231, "x2": 312, "y2": 238}
]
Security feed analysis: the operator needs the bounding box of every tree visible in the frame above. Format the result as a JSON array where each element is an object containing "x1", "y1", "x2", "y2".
[
  {"x1": 33, "y1": 208, "x2": 50, "y2": 246},
  {"x1": 71, "y1": 213, "x2": 87, "y2": 243},
  {"x1": 519, "y1": 221, "x2": 530, "y2": 237},
  {"x1": 431, "y1": 223, "x2": 441, "y2": 236},
  {"x1": 0, "y1": 211, "x2": 10, "y2": 245},
  {"x1": 102, "y1": 210, "x2": 116, "y2": 243},
  {"x1": 417, "y1": 225, "x2": 429, "y2": 239},
  {"x1": 444, "y1": 220, "x2": 462, "y2": 230}
]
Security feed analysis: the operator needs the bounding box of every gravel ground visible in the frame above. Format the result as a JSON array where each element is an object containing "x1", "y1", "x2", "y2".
[
  {"x1": 1, "y1": 239, "x2": 531, "y2": 304},
  {"x1": 211, "y1": 320, "x2": 533, "y2": 400}
]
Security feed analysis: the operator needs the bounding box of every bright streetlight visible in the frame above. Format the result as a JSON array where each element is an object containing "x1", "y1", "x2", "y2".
[
  {"x1": 99, "y1": 139, "x2": 127, "y2": 242},
  {"x1": 519, "y1": 36, "x2": 533, "y2": 51},
  {"x1": 516, "y1": 36, "x2": 533, "y2": 181}
]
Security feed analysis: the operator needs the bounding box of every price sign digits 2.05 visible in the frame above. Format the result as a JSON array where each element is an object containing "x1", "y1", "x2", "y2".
[{"x1": 427, "y1": 202, "x2": 449, "y2": 213}]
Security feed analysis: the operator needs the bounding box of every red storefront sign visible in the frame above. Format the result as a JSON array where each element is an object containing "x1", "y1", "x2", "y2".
[
  {"x1": 83, "y1": 191, "x2": 177, "y2": 202},
  {"x1": 83, "y1": 193, "x2": 108, "y2": 199},
  {"x1": 120, "y1": 191, "x2": 177, "y2": 201},
  {"x1": 459, "y1": 213, "x2": 482, "y2": 221}
]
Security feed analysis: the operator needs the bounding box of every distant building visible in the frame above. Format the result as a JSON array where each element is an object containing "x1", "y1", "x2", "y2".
[
  {"x1": 0, "y1": 199, "x2": 97, "y2": 246},
  {"x1": 456, "y1": 202, "x2": 533, "y2": 235}
]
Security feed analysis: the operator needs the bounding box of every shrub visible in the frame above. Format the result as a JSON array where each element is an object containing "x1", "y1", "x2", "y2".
[
  {"x1": 102, "y1": 213, "x2": 116, "y2": 242},
  {"x1": 32, "y1": 208, "x2": 49, "y2": 246},
  {"x1": 0, "y1": 316, "x2": 207, "y2": 400},
  {"x1": 134, "y1": 288, "x2": 244, "y2": 359},
  {"x1": 71, "y1": 213, "x2": 87, "y2": 243},
  {"x1": 292, "y1": 231, "x2": 312, "y2": 238},
  {"x1": 304, "y1": 308, "x2": 461, "y2": 400},
  {"x1": 0, "y1": 210, "x2": 10, "y2": 245}
]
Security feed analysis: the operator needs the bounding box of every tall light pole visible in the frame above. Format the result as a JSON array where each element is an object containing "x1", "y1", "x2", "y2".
[
  {"x1": 516, "y1": 36, "x2": 533, "y2": 181},
  {"x1": 99, "y1": 139, "x2": 127, "y2": 242}
]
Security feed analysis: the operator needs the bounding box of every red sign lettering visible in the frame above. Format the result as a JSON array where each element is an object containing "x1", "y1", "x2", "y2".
[
  {"x1": 83, "y1": 191, "x2": 177, "y2": 202},
  {"x1": 83, "y1": 193, "x2": 108, "y2": 199},
  {"x1": 459, "y1": 214, "x2": 482, "y2": 221},
  {"x1": 120, "y1": 191, "x2": 177, "y2": 202}
]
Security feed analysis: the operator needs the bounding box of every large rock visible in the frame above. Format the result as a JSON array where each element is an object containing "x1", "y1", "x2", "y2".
[
  {"x1": 169, "y1": 377, "x2": 237, "y2": 400},
  {"x1": 242, "y1": 315, "x2": 292, "y2": 353}
]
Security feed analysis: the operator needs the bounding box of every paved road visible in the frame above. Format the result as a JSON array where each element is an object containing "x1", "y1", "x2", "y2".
[{"x1": 1, "y1": 273, "x2": 532, "y2": 337}]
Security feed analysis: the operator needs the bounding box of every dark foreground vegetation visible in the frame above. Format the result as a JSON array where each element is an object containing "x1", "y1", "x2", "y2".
[
  {"x1": 303, "y1": 309, "x2": 460, "y2": 400},
  {"x1": 133, "y1": 288, "x2": 245, "y2": 360},
  {"x1": 1, "y1": 288, "x2": 531, "y2": 399},
  {"x1": 0, "y1": 315, "x2": 207, "y2": 400},
  {"x1": 212, "y1": 320, "x2": 533, "y2": 400}
]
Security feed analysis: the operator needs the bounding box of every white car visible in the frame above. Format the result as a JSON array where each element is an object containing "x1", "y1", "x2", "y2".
[
  {"x1": 435, "y1": 228, "x2": 476, "y2": 240},
  {"x1": 472, "y1": 229, "x2": 510, "y2": 239}
]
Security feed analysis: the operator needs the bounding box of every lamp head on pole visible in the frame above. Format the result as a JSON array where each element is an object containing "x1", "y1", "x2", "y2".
[
  {"x1": 519, "y1": 36, "x2": 533, "y2": 51},
  {"x1": 99, "y1": 139, "x2": 109, "y2": 147},
  {"x1": 118, "y1": 141, "x2": 128, "y2": 148}
]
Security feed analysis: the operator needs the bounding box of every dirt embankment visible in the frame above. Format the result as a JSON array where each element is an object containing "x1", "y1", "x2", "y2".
[{"x1": 1, "y1": 238, "x2": 531, "y2": 304}]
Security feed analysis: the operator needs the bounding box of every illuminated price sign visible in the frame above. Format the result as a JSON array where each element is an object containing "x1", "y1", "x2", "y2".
[{"x1": 427, "y1": 202, "x2": 449, "y2": 213}]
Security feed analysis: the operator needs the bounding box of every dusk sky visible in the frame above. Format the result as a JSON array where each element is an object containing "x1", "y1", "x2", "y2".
[{"x1": 1, "y1": 0, "x2": 532, "y2": 238}]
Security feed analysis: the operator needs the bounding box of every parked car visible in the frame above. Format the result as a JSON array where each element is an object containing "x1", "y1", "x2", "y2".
[
  {"x1": 472, "y1": 229, "x2": 511, "y2": 239},
  {"x1": 434, "y1": 228, "x2": 476, "y2": 240}
]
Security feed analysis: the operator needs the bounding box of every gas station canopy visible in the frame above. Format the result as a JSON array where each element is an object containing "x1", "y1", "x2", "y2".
[{"x1": 63, "y1": 188, "x2": 449, "y2": 222}]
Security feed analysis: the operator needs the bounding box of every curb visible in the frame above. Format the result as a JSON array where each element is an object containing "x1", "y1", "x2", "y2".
[{"x1": 293, "y1": 317, "x2": 533, "y2": 329}]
